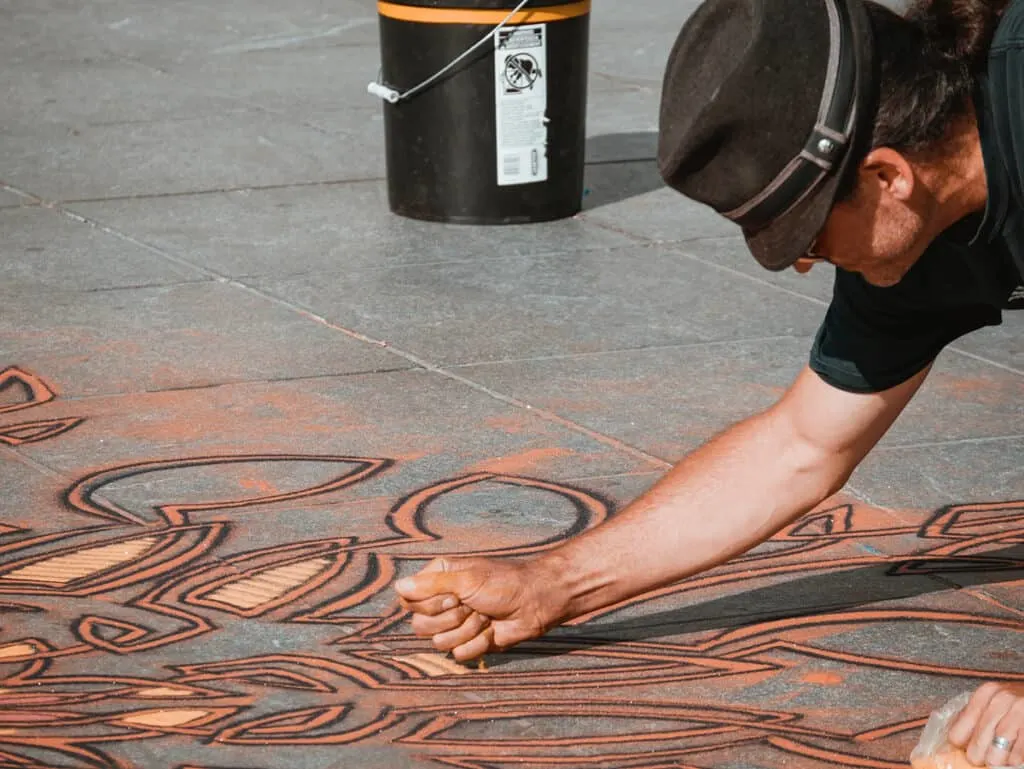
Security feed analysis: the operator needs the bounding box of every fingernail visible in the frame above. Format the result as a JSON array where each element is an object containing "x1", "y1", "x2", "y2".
[
  {"x1": 442, "y1": 597, "x2": 458, "y2": 611},
  {"x1": 395, "y1": 578, "x2": 413, "y2": 593}
]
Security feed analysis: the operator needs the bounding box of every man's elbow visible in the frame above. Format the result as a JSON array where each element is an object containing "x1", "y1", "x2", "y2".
[{"x1": 761, "y1": 403, "x2": 867, "y2": 507}]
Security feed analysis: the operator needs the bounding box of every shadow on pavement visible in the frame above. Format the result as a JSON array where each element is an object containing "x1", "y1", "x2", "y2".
[
  {"x1": 582, "y1": 131, "x2": 663, "y2": 210},
  {"x1": 487, "y1": 544, "x2": 1024, "y2": 665}
]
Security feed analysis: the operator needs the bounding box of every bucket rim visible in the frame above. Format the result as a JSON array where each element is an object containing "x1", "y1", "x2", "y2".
[
  {"x1": 378, "y1": 0, "x2": 590, "y2": 24},
  {"x1": 381, "y1": 0, "x2": 584, "y2": 8}
]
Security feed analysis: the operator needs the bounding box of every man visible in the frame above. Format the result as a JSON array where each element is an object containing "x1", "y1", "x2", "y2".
[{"x1": 397, "y1": 0, "x2": 1024, "y2": 764}]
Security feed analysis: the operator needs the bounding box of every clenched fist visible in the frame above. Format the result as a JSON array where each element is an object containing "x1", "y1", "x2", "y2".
[{"x1": 395, "y1": 556, "x2": 566, "y2": 662}]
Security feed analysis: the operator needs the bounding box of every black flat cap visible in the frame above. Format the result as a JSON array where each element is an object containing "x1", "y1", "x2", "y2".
[{"x1": 657, "y1": 0, "x2": 876, "y2": 270}]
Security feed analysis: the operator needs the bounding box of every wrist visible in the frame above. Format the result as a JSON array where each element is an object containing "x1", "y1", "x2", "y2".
[
  {"x1": 530, "y1": 548, "x2": 616, "y2": 626},
  {"x1": 528, "y1": 550, "x2": 579, "y2": 628}
]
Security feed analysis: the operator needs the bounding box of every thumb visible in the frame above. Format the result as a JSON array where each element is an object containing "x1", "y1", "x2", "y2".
[{"x1": 395, "y1": 560, "x2": 473, "y2": 601}]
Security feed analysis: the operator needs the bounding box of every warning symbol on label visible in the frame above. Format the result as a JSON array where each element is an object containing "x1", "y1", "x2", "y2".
[{"x1": 503, "y1": 53, "x2": 542, "y2": 92}]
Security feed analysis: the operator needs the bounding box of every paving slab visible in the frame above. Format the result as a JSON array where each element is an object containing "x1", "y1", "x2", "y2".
[
  {"x1": 581, "y1": 185, "x2": 744, "y2": 243},
  {"x1": 0, "y1": 188, "x2": 30, "y2": 208},
  {"x1": 299, "y1": 106, "x2": 387, "y2": 177},
  {"x1": 674, "y1": 237, "x2": 1024, "y2": 371},
  {"x1": 0, "y1": 450, "x2": 84, "y2": 534},
  {"x1": 850, "y1": 437, "x2": 1024, "y2": 511},
  {"x1": 455, "y1": 337, "x2": 1024, "y2": 459},
  {"x1": 882, "y1": 361, "x2": 1024, "y2": 445},
  {"x1": 0, "y1": 207, "x2": 206, "y2": 291},
  {"x1": 0, "y1": 282, "x2": 407, "y2": 396},
  {"x1": 952, "y1": 319, "x2": 1024, "y2": 372},
  {"x1": 2, "y1": 0, "x2": 120, "y2": 65},
  {"x1": 582, "y1": 122, "x2": 664, "y2": 213},
  {"x1": 586, "y1": 82, "x2": 660, "y2": 140},
  {"x1": 253, "y1": 244, "x2": 827, "y2": 365},
  {"x1": 0, "y1": 112, "x2": 371, "y2": 202},
  {"x1": 587, "y1": 7, "x2": 697, "y2": 87},
  {"x1": 170, "y1": 45, "x2": 389, "y2": 113},
  {"x1": 460, "y1": 337, "x2": 811, "y2": 459},
  {"x1": 675, "y1": 235, "x2": 839, "y2": 304},
  {"x1": 68, "y1": 180, "x2": 636, "y2": 279},
  {"x1": 590, "y1": 0, "x2": 705, "y2": 29},
  {"x1": 4, "y1": 0, "x2": 377, "y2": 66},
  {"x1": 7, "y1": 367, "x2": 654, "y2": 492},
  {"x1": 0, "y1": 56, "x2": 248, "y2": 133}
]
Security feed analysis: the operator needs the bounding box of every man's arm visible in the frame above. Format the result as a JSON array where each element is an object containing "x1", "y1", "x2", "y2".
[
  {"x1": 396, "y1": 364, "x2": 932, "y2": 661},
  {"x1": 541, "y1": 363, "x2": 931, "y2": 621}
]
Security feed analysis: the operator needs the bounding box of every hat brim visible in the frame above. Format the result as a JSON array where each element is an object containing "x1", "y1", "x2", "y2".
[
  {"x1": 742, "y1": 0, "x2": 874, "y2": 273},
  {"x1": 742, "y1": 160, "x2": 847, "y2": 271}
]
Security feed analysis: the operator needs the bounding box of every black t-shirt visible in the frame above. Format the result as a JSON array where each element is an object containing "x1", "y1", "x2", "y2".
[{"x1": 809, "y1": 6, "x2": 1024, "y2": 394}]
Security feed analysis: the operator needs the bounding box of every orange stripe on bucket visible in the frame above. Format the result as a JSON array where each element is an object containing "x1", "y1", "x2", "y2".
[{"x1": 377, "y1": 0, "x2": 591, "y2": 24}]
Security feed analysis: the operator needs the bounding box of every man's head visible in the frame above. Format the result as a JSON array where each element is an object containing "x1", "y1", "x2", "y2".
[
  {"x1": 798, "y1": 145, "x2": 936, "y2": 287},
  {"x1": 658, "y1": 0, "x2": 996, "y2": 288}
]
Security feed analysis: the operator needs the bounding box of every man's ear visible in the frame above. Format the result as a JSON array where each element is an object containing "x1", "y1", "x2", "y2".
[{"x1": 860, "y1": 147, "x2": 915, "y2": 201}]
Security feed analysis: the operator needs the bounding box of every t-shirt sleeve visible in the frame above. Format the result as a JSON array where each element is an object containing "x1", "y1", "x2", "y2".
[{"x1": 809, "y1": 267, "x2": 1002, "y2": 394}]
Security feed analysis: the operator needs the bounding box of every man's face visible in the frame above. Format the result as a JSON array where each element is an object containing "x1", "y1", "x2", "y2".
[{"x1": 792, "y1": 155, "x2": 933, "y2": 287}]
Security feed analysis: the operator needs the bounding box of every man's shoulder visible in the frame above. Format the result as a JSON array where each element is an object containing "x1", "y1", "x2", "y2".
[{"x1": 992, "y1": 0, "x2": 1024, "y2": 50}]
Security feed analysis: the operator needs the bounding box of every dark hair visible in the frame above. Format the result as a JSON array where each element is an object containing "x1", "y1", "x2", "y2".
[{"x1": 837, "y1": 0, "x2": 1005, "y2": 198}]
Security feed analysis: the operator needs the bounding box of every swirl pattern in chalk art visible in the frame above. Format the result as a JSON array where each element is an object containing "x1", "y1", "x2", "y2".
[{"x1": 0, "y1": 368, "x2": 1020, "y2": 769}]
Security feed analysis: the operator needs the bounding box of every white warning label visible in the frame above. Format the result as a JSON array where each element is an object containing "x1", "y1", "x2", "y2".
[{"x1": 495, "y1": 24, "x2": 548, "y2": 187}]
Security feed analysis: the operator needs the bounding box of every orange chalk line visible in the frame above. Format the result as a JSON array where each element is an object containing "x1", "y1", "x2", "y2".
[{"x1": 378, "y1": 1, "x2": 590, "y2": 24}]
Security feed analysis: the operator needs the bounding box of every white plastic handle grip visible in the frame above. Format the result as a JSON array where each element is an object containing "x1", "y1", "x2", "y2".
[{"x1": 367, "y1": 82, "x2": 401, "y2": 104}]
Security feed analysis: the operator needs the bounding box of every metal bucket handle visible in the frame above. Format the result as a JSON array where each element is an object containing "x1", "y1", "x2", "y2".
[{"x1": 367, "y1": 0, "x2": 531, "y2": 103}]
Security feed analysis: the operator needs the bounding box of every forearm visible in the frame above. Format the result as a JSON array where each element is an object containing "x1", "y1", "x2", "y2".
[{"x1": 536, "y1": 407, "x2": 851, "y2": 623}]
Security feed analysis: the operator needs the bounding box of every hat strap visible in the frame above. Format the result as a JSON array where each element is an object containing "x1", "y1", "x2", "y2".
[{"x1": 725, "y1": 0, "x2": 859, "y2": 230}]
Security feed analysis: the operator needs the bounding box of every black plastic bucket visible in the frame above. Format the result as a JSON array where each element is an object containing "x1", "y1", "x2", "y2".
[{"x1": 375, "y1": 0, "x2": 591, "y2": 224}]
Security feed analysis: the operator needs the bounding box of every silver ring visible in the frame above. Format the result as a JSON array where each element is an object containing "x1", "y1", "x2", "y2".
[{"x1": 992, "y1": 735, "x2": 1014, "y2": 752}]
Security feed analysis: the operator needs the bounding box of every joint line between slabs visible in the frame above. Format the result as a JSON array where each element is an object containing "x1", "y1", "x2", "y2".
[
  {"x1": 52, "y1": 367, "x2": 421, "y2": 403},
  {"x1": 43, "y1": 204, "x2": 663, "y2": 468},
  {"x1": 959, "y1": 588, "x2": 1024, "y2": 619},
  {"x1": 670, "y1": 242, "x2": 1024, "y2": 378},
  {"x1": 450, "y1": 334, "x2": 806, "y2": 369},
  {"x1": 671, "y1": 245, "x2": 833, "y2": 308},
  {"x1": 836, "y1": 482, "x2": 878, "y2": 508},
  {"x1": 1, "y1": 445, "x2": 74, "y2": 484},
  {"x1": 60, "y1": 193, "x2": 1020, "y2": 463},
  {"x1": 874, "y1": 434, "x2": 1024, "y2": 452},
  {"x1": 0, "y1": 181, "x2": 44, "y2": 205},
  {"x1": 227, "y1": 282, "x2": 673, "y2": 470},
  {"x1": 59, "y1": 207, "x2": 229, "y2": 281},
  {"x1": 945, "y1": 346, "x2": 1024, "y2": 377},
  {"x1": 58, "y1": 176, "x2": 386, "y2": 206}
]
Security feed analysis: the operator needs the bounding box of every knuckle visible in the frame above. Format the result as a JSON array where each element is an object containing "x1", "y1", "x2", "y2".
[
  {"x1": 991, "y1": 691, "x2": 1016, "y2": 710},
  {"x1": 978, "y1": 682, "x2": 1004, "y2": 699},
  {"x1": 407, "y1": 600, "x2": 430, "y2": 616}
]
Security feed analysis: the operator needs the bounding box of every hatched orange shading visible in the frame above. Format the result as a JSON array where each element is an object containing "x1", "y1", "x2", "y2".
[
  {"x1": 0, "y1": 537, "x2": 159, "y2": 586},
  {"x1": 203, "y1": 558, "x2": 334, "y2": 611}
]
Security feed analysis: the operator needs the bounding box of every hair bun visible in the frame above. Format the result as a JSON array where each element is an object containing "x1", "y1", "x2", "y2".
[{"x1": 909, "y1": 0, "x2": 1006, "y2": 68}]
